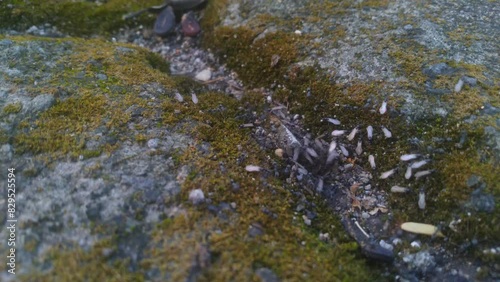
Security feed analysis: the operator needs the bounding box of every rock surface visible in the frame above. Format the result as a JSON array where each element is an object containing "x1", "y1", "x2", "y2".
[{"x1": 0, "y1": 0, "x2": 498, "y2": 281}]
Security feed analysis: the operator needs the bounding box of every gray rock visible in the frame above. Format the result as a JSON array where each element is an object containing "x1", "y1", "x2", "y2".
[
  {"x1": 248, "y1": 223, "x2": 264, "y2": 237},
  {"x1": 0, "y1": 39, "x2": 13, "y2": 47},
  {"x1": 0, "y1": 144, "x2": 13, "y2": 161},
  {"x1": 470, "y1": 189, "x2": 495, "y2": 213},
  {"x1": 461, "y1": 76, "x2": 477, "y2": 86},
  {"x1": 29, "y1": 94, "x2": 55, "y2": 113},
  {"x1": 466, "y1": 175, "x2": 481, "y2": 188},
  {"x1": 403, "y1": 251, "x2": 436, "y2": 274},
  {"x1": 189, "y1": 189, "x2": 205, "y2": 205},
  {"x1": 482, "y1": 103, "x2": 499, "y2": 116},
  {"x1": 96, "y1": 73, "x2": 107, "y2": 80},
  {"x1": 423, "y1": 63, "x2": 455, "y2": 78},
  {"x1": 255, "y1": 267, "x2": 279, "y2": 282},
  {"x1": 147, "y1": 138, "x2": 159, "y2": 149}
]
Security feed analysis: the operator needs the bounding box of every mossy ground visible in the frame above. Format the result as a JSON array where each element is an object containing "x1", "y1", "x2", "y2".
[
  {"x1": 3, "y1": 0, "x2": 498, "y2": 279},
  {"x1": 145, "y1": 91, "x2": 384, "y2": 281},
  {"x1": 2, "y1": 102, "x2": 23, "y2": 115},
  {"x1": 201, "y1": 0, "x2": 499, "y2": 268},
  {"x1": 11, "y1": 37, "x2": 175, "y2": 163},
  {"x1": 5, "y1": 35, "x2": 383, "y2": 280}
]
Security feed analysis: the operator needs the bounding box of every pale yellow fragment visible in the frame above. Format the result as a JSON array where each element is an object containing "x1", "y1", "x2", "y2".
[{"x1": 401, "y1": 222, "x2": 444, "y2": 237}]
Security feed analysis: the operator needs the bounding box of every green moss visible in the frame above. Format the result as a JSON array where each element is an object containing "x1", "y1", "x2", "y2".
[
  {"x1": 81, "y1": 149, "x2": 102, "y2": 159},
  {"x1": 0, "y1": 0, "x2": 160, "y2": 36},
  {"x1": 22, "y1": 240, "x2": 143, "y2": 282},
  {"x1": 200, "y1": 3, "x2": 499, "y2": 274},
  {"x1": 135, "y1": 133, "x2": 147, "y2": 143},
  {"x1": 146, "y1": 91, "x2": 384, "y2": 280},
  {"x1": 206, "y1": 27, "x2": 302, "y2": 88},
  {"x1": 2, "y1": 102, "x2": 23, "y2": 115},
  {"x1": 14, "y1": 93, "x2": 107, "y2": 155},
  {"x1": 8, "y1": 36, "x2": 180, "y2": 161},
  {"x1": 144, "y1": 51, "x2": 171, "y2": 74}
]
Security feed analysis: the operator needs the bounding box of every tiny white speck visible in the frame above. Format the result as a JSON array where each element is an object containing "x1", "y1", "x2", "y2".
[{"x1": 189, "y1": 189, "x2": 205, "y2": 205}]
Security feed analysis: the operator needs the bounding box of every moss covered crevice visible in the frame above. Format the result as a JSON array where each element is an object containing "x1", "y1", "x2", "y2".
[{"x1": 200, "y1": 0, "x2": 499, "y2": 268}]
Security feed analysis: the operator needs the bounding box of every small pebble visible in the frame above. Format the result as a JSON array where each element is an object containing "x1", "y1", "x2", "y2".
[
  {"x1": 392, "y1": 238, "x2": 402, "y2": 245},
  {"x1": 274, "y1": 148, "x2": 284, "y2": 158},
  {"x1": 154, "y1": 6, "x2": 176, "y2": 36},
  {"x1": 195, "y1": 68, "x2": 212, "y2": 82},
  {"x1": 379, "y1": 240, "x2": 394, "y2": 251},
  {"x1": 319, "y1": 232, "x2": 329, "y2": 241},
  {"x1": 181, "y1": 12, "x2": 201, "y2": 37},
  {"x1": 411, "y1": 241, "x2": 421, "y2": 248},
  {"x1": 147, "y1": 138, "x2": 159, "y2": 149},
  {"x1": 189, "y1": 189, "x2": 205, "y2": 205}
]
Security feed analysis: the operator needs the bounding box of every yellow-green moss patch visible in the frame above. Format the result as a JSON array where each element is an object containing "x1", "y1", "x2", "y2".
[
  {"x1": 2, "y1": 102, "x2": 23, "y2": 115},
  {"x1": 22, "y1": 240, "x2": 143, "y2": 282}
]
